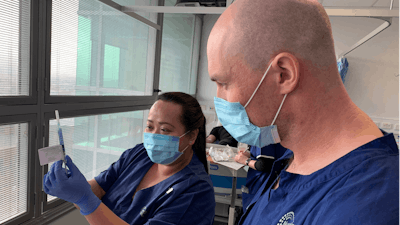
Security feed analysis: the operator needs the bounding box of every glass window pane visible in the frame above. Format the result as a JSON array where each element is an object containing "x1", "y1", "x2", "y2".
[
  {"x1": 0, "y1": 123, "x2": 28, "y2": 223},
  {"x1": 0, "y1": 1, "x2": 30, "y2": 96},
  {"x1": 50, "y1": 0, "x2": 156, "y2": 96},
  {"x1": 47, "y1": 110, "x2": 148, "y2": 201},
  {"x1": 159, "y1": 14, "x2": 195, "y2": 94}
]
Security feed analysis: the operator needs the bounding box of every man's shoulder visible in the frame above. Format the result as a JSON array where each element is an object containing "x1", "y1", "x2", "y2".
[
  {"x1": 307, "y1": 145, "x2": 399, "y2": 224},
  {"x1": 326, "y1": 132, "x2": 399, "y2": 181},
  {"x1": 348, "y1": 132, "x2": 399, "y2": 180},
  {"x1": 314, "y1": 153, "x2": 399, "y2": 224},
  {"x1": 346, "y1": 153, "x2": 400, "y2": 190}
]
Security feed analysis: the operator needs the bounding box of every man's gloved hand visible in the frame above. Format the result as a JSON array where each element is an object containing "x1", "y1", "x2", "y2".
[{"x1": 43, "y1": 155, "x2": 101, "y2": 215}]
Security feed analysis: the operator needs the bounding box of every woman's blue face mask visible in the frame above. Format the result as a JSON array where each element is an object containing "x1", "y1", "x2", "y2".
[
  {"x1": 214, "y1": 60, "x2": 287, "y2": 148},
  {"x1": 143, "y1": 131, "x2": 190, "y2": 165}
]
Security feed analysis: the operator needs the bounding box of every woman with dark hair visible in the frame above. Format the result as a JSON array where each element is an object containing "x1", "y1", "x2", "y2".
[{"x1": 43, "y1": 92, "x2": 215, "y2": 225}]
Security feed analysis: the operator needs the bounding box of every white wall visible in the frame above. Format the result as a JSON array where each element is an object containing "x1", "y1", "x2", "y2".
[
  {"x1": 196, "y1": 15, "x2": 220, "y2": 103},
  {"x1": 196, "y1": 15, "x2": 399, "y2": 123},
  {"x1": 331, "y1": 17, "x2": 399, "y2": 120}
]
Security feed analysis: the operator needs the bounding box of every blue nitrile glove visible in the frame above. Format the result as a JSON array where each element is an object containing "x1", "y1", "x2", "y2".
[{"x1": 43, "y1": 155, "x2": 101, "y2": 215}]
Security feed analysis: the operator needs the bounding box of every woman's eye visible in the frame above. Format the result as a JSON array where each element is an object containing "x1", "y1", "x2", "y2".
[
  {"x1": 146, "y1": 125, "x2": 153, "y2": 130},
  {"x1": 161, "y1": 128, "x2": 169, "y2": 132}
]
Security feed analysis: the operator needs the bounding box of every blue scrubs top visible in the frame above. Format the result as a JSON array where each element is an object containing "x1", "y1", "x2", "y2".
[
  {"x1": 239, "y1": 131, "x2": 399, "y2": 225},
  {"x1": 242, "y1": 144, "x2": 286, "y2": 211},
  {"x1": 95, "y1": 144, "x2": 215, "y2": 225}
]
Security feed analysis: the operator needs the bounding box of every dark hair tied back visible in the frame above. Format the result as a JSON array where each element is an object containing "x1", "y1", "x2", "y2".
[{"x1": 157, "y1": 92, "x2": 208, "y2": 174}]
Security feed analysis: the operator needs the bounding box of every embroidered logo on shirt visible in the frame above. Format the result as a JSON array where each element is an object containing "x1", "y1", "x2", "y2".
[
  {"x1": 140, "y1": 206, "x2": 147, "y2": 217},
  {"x1": 277, "y1": 211, "x2": 295, "y2": 225}
]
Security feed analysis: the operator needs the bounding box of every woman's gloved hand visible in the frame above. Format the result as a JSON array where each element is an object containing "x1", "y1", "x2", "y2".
[{"x1": 43, "y1": 155, "x2": 101, "y2": 215}]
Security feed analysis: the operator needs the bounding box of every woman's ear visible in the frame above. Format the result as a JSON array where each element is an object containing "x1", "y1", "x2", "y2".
[{"x1": 189, "y1": 129, "x2": 200, "y2": 145}]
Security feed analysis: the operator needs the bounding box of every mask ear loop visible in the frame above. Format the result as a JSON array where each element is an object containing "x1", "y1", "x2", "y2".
[
  {"x1": 181, "y1": 145, "x2": 190, "y2": 152},
  {"x1": 179, "y1": 130, "x2": 191, "y2": 138},
  {"x1": 178, "y1": 130, "x2": 192, "y2": 149},
  {"x1": 180, "y1": 131, "x2": 192, "y2": 153},
  {"x1": 244, "y1": 61, "x2": 274, "y2": 108},
  {"x1": 270, "y1": 94, "x2": 287, "y2": 126}
]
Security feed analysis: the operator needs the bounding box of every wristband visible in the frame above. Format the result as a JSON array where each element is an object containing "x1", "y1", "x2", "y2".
[
  {"x1": 75, "y1": 192, "x2": 101, "y2": 216},
  {"x1": 245, "y1": 158, "x2": 251, "y2": 166}
]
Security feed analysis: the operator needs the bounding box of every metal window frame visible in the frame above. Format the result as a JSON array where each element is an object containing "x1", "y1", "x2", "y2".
[
  {"x1": 0, "y1": 0, "x2": 192, "y2": 223},
  {"x1": 40, "y1": 0, "x2": 165, "y2": 215},
  {"x1": 0, "y1": 114, "x2": 36, "y2": 225},
  {"x1": 187, "y1": 14, "x2": 196, "y2": 93},
  {"x1": 189, "y1": 15, "x2": 202, "y2": 95},
  {"x1": 121, "y1": 6, "x2": 399, "y2": 17},
  {"x1": 43, "y1": 0, "x2": 161, "y2": 105},
  {"x1": 0, "y1": 0, "x2": 38, "y2": 106},
  {"x1": 98, "y1": 0, "x2": 161, "y2": 30}
]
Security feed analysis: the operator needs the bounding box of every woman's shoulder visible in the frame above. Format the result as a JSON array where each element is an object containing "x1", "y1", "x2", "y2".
[
  {"x1": 127, "y1": 143, "x2": 145, "y2": 153},
  {"x1": 117, "y1": 143, "x2": 147, "y2": 166},
  {"x1": 121, "y1": 143, "x2": 145, "y2": 157},
  {"x1": 183, "y1": 153, "x2": 213, "y2": 189}
]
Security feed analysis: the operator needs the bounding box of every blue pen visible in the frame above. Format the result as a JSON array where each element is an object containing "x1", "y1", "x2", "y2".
[{"x1": 55, "y1": 110, "x2": 68, "y2": 174}]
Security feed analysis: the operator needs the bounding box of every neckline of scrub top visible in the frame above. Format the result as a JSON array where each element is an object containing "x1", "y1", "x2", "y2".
[
  {"x1": 133, "y1": 151, "x2": 205, "y2": 199},
  {"x1": 277, "y1": 131, "x2": 398, "y2": 192},
  {"x1": 250, "y1": 144, "x2": 287, "y2": 160}
]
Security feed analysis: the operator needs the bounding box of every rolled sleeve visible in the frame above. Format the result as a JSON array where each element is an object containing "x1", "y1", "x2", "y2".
[{"x1": 209, "y1": 127, "x2": 221, "y2": 140}]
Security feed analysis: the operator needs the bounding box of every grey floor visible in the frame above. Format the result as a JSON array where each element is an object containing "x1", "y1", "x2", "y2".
[
  {"x1": 49, "y1": 208, "x2": 231, "y2": 225},
  {"x1": 213, "y1": 221, "x2": 228, "y2": 225}
]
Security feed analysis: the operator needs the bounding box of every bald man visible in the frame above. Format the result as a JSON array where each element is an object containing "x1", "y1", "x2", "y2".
[{"x1": 208, "y1": 0, "x2": 399, "y2": 224}]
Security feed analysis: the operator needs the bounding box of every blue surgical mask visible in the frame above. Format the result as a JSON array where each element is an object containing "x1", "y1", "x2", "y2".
[
  {"x1": 214, "y1": 61, "x2": 287, "y2": 148},
  {"x1": 143, "y1": 131, "x2": 190, "y2": 165}
]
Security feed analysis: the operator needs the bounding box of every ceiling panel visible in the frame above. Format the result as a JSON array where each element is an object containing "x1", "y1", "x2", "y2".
[
  {"x1": 329, "y1": 17, "x2": 390, "y2": 58},
  {"x1": 373, "y1": 0, "x2": 399, "y2": 8},
  {"x1": 322, "y1": 0, "x2": 379, "y2": 7}
]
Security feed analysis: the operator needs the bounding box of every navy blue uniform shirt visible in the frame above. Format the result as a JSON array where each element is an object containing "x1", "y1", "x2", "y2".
[
  {"x1": 95, "y1": 143, "x2": 215, "y2": 225},
  {"x1": 242, "y1": 144, "x2": 287, "y2": 211},
  {"x1": 240, "y1": 131, "x2": 399, "y2": 225}
]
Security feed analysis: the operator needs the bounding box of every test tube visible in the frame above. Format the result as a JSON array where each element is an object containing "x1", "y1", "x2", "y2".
[{"x1": 55, "y1": 110, "x2": 68, "y2": 174}]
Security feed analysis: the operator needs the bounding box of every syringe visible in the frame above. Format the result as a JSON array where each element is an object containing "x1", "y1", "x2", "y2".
[{"x1": 55, "y1": 110, "x2": 68, "y2": 174}]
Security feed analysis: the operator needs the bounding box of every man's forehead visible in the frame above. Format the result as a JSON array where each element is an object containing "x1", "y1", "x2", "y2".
[
  {"x1": 208, "y1": 53, "x2": 246, "y2": 83},
  {"x1": 208, "y1": 56, "x2": 233, "y2": 81},
  {"x1": 208, "y1": 51, "x2": 229, "y2": 80}
]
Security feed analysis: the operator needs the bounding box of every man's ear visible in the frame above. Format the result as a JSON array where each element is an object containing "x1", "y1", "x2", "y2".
[{"x1": 272, "y1": 52, "x2": 300, "y2": 95}]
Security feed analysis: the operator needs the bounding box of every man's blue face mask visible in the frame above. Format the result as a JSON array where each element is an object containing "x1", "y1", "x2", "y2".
[
  {"x1": 214, "y1": 61, "x2": 287, "y2": 148},
  {"x1": 143, "y1": 131, "x2": 190, "y2": 165}
]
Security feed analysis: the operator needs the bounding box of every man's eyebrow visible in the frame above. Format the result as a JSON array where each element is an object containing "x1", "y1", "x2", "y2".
[{"x1": 147, "y1": 120, "x2": 175, "y2": 128}]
